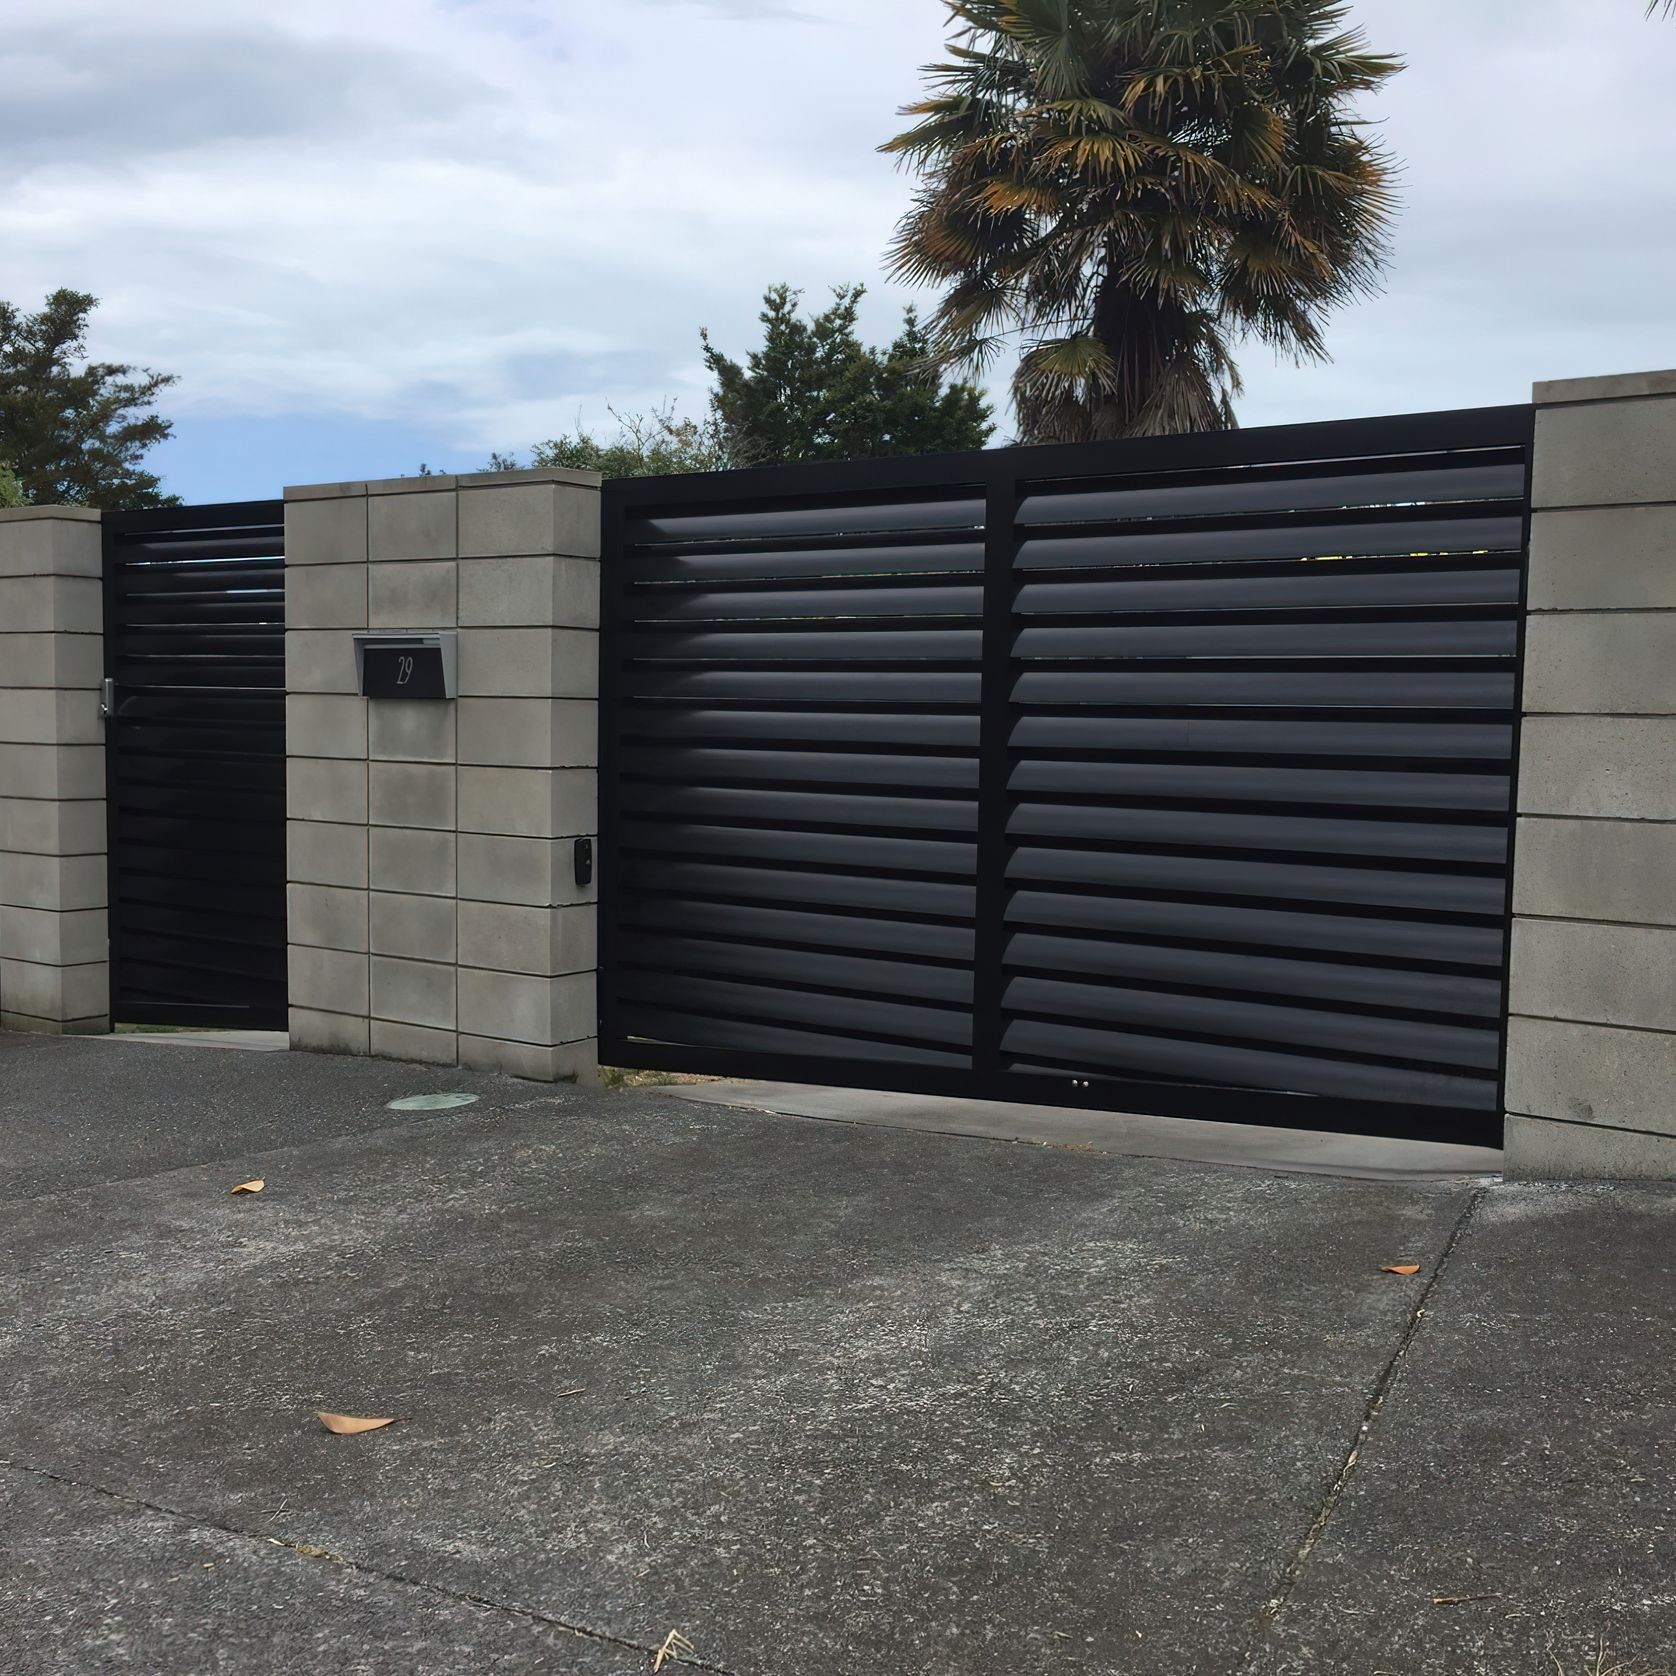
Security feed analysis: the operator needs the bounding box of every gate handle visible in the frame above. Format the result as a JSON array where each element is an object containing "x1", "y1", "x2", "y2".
[{"x1": 100, "y1": 677, "x2": 118, "y2": 721}]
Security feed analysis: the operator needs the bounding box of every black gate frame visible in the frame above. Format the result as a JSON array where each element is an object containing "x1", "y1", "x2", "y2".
[
  {"x1": 598, "y1": 406, "x2": 1534, "y2": 1146},
  {"x1": 103, "y1": 500, "x2": 289, "y2": 1030}
]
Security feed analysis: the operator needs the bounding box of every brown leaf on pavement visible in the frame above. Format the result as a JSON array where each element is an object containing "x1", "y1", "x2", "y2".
[
  {"x1": 652, "y1": 1629, "x2": 694, "y2": 1671},
  {"x1": 230, "y1": 1179, "x2": 265, "y2": 1195},
  {"x1": 316, "y1": 1412, "x2": 403, "y2": 1436},
  {"x1": 1381, "y1": 1263, "x2": 1422, "y2": 1275}
]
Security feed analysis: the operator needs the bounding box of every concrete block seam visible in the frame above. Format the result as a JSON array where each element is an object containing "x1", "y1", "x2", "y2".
[{"x1": 1503, "y1": 1107, "x2": 1676, "y2": 1142}]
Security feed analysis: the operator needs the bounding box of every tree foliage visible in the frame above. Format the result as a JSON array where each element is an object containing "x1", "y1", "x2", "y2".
[
  {"x1": 700, "y1": 283, "x2": 993, "y2": 465},
  {"x1": 882, "y1": 0, "x2": 1401, "y2": 442},
  {"x1": 525, "y1": 405, "x2": 733, "y2": 477},
  {"x1": 502, "y1": 284, "x2": 994, "y2": 479},
  {"x1": 0, "y1": 463, "x2": 26, "y2": 509},
  {"x1": 0, "y1": 290, "x2": 178, "y2": 507}
]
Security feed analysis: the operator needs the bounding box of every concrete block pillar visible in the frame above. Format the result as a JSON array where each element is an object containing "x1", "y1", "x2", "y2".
[
  {"x1": 0, "y1": 508, "x2": 110, "y2": 1034},
  {"x1": 1505, "y1": 369, "x2": 1676, "y2": 1177},
  {"x1": 284, "y1": 469, "x2": 601, "y2": 1082}
]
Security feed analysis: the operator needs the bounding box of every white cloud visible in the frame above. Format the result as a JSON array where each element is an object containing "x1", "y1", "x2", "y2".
[{"x1": 2, "y1": 0, "x2": 1674, "y2": 458}]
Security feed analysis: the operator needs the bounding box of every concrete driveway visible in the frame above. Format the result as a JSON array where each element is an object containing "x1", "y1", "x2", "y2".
[{"x1": 2, "y1": 1031, "x2": 1672, "y2": 1675}]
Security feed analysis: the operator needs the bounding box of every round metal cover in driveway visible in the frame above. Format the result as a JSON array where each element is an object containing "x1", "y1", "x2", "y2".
[{"x1": 387, "y1": 1093, "x2": 480, "y2": 1111}]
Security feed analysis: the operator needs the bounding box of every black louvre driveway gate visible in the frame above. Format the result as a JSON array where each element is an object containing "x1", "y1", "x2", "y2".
[
  {"x1": 103, "y1": 502, "x2": 289, "y2": 1029},
  {"x1": 598, "y1": 407, "x2": 1533, "y2": 1146}
]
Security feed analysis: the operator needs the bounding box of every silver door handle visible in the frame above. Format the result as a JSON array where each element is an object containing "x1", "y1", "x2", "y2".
[{"x1": 100, "y1": 677, "x2": 117, "y2": 720}]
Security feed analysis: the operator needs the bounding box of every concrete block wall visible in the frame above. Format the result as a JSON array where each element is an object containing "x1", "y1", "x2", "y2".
[
  {"x1": 284, "y1": 470, "x2": 601, "y2": 1080},
  {"x1": 0, "y1": 509, "x2": 109, "y2": 1033},
  {"x1": 1505, "y1": 369, "x2": 1676, "y2": 1177}
]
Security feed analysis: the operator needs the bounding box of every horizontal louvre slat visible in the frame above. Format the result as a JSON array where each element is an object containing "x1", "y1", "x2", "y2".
[
  {"x1": 616, "y1": 897, "x2": 974, "y2": 962},
  {"x1": 115, "y1": 814, "x2": 287, "y2": 856},
  {"x1": 113, "y1": 743, "x2": 286, "y2": 781},
  {"x1": 117, "y1": 848, "x2": 287, "y2": 889},
  {"x1": 1013, "y1": 669, "x2": 1515, "y2": 707},
  {"x1": 117, "y1": 600, "x2": 284, "y2": 627},
  {"x1": 122, "y1": 902, "x2": 286, "y2": 946},
  {"x1": 1007, "y1": 845, "x2": 1506, "y2": 914},
  {"x1": 622, "y1": 707, "x2": 980, "y2": 749},
  {"x1": 117, "y1": 565, "x2": 283, "y2": 595},
  {"x1": 618, "y1": 934, "x2": 974, "y2": 1006},
  {"x1": 1014, "y1": 617, "x2": 1517, "y2": 660},
  {"x1": 626, "y1": 668, "x2": 981, "y2": 704},
  {"x1": 1003, "y1": 1018, "x2": 1497, "y2": 1110},
  {"x1": 1007, "y1": 803, "x2": 1508, "y2": 864},
  {"x1": 1007, "y1": 714, "x2": 1513, "y2": 759},
  {"x1": 1016, "y1": 563, "x2": 1521, "y2": 613},
  {"x1": 619, "y1": 627, "x2": 983, "y2": 662},
  {"x1": 115, "y1": 964, "x2": 255, "y2": 1009},
  {"x1": 121, "y1": 872, "x2": 289, "y2": 918},
  {"x1": 625, "y1": 540, "x2": 984, "y2": 585},
  {"x1": 616, "y1": 783, "x2": 977, "y2": 835},
  {"x1": 1008, "y1": 760, "x2": 1510, "y2": 811},
  {"x1": 1007, "y1": 889, "x2": 1504, "y2": 968},
  {"x1": 119, "y1": 932, "x2": 287, "y2": 984},
  {"x1": 109, "y1": 629, "x2": 283, "y2": 655},
  {"x1": 626, "y1": 494, "x2": 983, "y2": 545},
  {"x1": 118, "y1": 535, "x2": 284, "y2": 563},
  {"x1": 1006, "y1": 931, "x2": 1502, "y2": 1017},
  {"x1": 619, "y1": 746, "x2": 977, "y2": 792},
  {"x1": 114, "y1": 661, "x2": 286, "y2": 690},
  {"x1": 1017, "y1": 514, "x2": 1521, "y2": 570},
  {"x1": 116, "y1": 689, "x2": 281, "y2": 715},
  {"x1": 628, "y1": 583, "x2": 984, "y2": 621},
  {"x1": 1016, "y1": 459, "x2": 1525, "y2": 525},
  {"x1": 110, "y1": 929, "x2": 285, "y2": 973},
  {"x1": 614, "y1": 1006, "x2": 971, "y2": 1070},
  {"x1": 620, "y1": 820, "x2": 976, "y2": 877},
  {"x1": 617, "y1": 971, "x2": 972, "y2": 1050},
  {"x1": 616, "y1": 857, "x2": 975, "y2": 921},
  {"x1": 1005, "y1": 974, "x2": 1498, "y2": 1070}
]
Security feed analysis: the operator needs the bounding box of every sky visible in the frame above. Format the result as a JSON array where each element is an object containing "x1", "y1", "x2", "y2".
[{"x1": 3, "y1": 0, "x2": 1674, "y2": 503}]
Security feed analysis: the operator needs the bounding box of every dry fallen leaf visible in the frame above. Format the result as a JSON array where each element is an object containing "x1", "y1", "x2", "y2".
[
  {"x1": 1381, "y1": 1264, "x2": 1422, "y2": 1276},
  {"x1": 1432, "y1": 1593, "x2": 1498, "y2": 1606},
  {"x1": 316, "y1": 1412, "x2": 402, "y2": 1436},
  {"x1": 652, "y1": 1629, "x2": 694, "y2": 1671},
  {"x1": 230, "y1": 1179, "x2": 265, "y2": 1195}
]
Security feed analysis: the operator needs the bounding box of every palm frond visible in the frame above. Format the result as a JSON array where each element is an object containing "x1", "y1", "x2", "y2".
[
  {"x1": 881, "y1": 0, "x2": 1401, "y2": 441},
  {"x1": 999, "y1": 0, "x2": 1096, "y2": 100},
  {"x1": 977, "y1": 178, "x2": 1065, "y2": 215}
]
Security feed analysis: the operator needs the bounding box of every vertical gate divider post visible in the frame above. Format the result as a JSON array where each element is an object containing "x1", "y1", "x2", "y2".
[{"x1": 970, "y1": 469, "x2": 1020, "y2": 1083}]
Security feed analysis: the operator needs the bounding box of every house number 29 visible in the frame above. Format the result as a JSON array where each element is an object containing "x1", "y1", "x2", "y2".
[{"x1": 396, "y1": 655, "x2": 414, "y2": 685}]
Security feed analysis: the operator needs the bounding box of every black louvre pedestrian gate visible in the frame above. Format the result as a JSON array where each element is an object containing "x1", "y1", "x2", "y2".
[
  {"x1": 103, "y1": 503, "x2": 288, "y2": 1028},
  {"x1": 598, "y1": 407, "x2": 1533, "y2": 1145}
]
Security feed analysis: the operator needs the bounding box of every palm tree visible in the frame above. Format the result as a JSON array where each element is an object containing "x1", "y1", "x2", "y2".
[{"x1": 882, "y1": 1, "x2": 1402, "y2": 441}]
